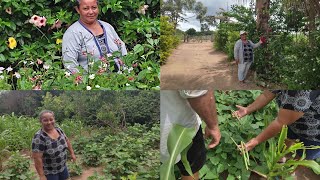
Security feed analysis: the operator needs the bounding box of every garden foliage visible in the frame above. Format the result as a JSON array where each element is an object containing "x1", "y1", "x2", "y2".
[
  {"x1": 160, "y1": 16, "x2": 180, "y2": 65},
  {"x1": 213, "y1": 1, "x2": 320, "y2": 89},
  {"x1": 199, "y1": 90, "x2": 279, "y2": 179},
  {"x1": 0, "y1": 0, "x2": 160, "y2": 90},
  {"x1": 0, "y1": 90, "x2": 160, "y2": 126},
  {"x1": 0, "y1": 115, "x2": 160, "y2": 179}
]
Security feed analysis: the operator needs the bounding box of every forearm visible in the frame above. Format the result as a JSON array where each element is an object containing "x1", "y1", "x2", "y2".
[
  {"x1": 255, "y1": 118, "x2": 283, "y2": 144},
  {"x1": 187, "y1": 90, "x2": 218, "y2": 129},
  {"x1": 34, "y1": 157, "x2": 45, "y2": 177},
  {"x1": 247, "y1": 90, "x2": 276, "y2": 114},
  {"x1": 66, "y1": 138, "x2": 75, "y2": 155}
]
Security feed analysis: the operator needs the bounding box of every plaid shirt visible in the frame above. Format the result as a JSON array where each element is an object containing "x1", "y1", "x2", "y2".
[
  {"x1": 273, "y1": 90, "x2": 320, "y2": 142},
  {"x1": 32, "y1": 127, "x2": 68, "y2": 175}
]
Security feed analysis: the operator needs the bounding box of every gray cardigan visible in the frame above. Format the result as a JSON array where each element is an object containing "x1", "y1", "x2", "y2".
[
  {"x1": 62, "y1": 20, "x2": 127, "y2": 73},
  {"x1": 234, "y1": 39, "x2": 261, "y2": 64}
]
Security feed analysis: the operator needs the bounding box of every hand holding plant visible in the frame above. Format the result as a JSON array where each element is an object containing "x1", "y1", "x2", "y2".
[
  {"x1": 204, "y1": 126, "x2": 221, "y2": 149},
  {"x1": 233, "y1": 105, "x2": 249, "y2": 118},
  {"x1": 242, "y1": 138, "x2": 259, "y2": 151}
]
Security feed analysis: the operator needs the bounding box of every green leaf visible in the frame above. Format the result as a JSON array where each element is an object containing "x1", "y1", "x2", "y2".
[
  {"x1": 277, "y1": 125, "x2": 287, "y2": 154},
  {"x1": 285, "y1": 160, "x2": 320, "y2": 175},
  {"x1": 160, "y1": 124, "x2": 196, "y2": 180},
  {"x1": 226, "y1": 174, "x2": 235, "y2": 180},
  {"x1": 181, "y1": 143, "x2": 194, "y2": 177},
  {"x1": 0, "y1": 54, "x2": 6, "y2": 62},
  {"x1": 133, "y1": 44, "x2": 144, "y2": 54}
]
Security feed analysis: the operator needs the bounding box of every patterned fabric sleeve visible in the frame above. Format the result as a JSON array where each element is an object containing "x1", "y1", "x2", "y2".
[
  {"x1": 56, "y1": 127, "x2": 69, "y2": 148},
  {"x1": 32, "y1": 132, "x2": 45, "y2": 153},
  {"x1": 275, "y1": 91, "x2": 316, "y2": 113},
  {"x1": 56, "y1": 127, "x2": 67, "y2": 138}
]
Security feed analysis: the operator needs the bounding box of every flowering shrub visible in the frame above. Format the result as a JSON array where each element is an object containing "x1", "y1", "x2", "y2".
[{"x1": 0, "y1": 0, "x2": 160, "y2": 90}]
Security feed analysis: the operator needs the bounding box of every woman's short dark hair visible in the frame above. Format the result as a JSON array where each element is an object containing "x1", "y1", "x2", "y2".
[{"x1": 39, "y1": 110, "x2": 55, "y2": 121}]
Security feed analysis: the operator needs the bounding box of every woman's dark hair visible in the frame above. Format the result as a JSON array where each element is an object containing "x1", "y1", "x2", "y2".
[
  {"x1": 39, "y1": 110, "x2": 55, "y2": 122},
  {"x1": 75, "y1": 0, "x2": 99, "y2": 7}
]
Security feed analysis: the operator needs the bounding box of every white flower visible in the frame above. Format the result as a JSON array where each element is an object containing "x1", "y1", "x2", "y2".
[
  {"x1": 147, "y1": 67, "x2": 152, "y2": 71},
  {"x1": 89, "y1": 74, "x2": 95, "y2": 80},
  {"x1": 128, "y1": 67, "x2": 133, "y2": 73},
  {"x1": 117, "y1": 71, "x2": 122, "y2": 74},
  {"x1": 86, "y1": 86, "x2": 92, "y2": 90},
  {"x1": 95, "y1": 85, "x2": 100, "y2": 88},
  {"x1": 0, "y1": 71, "x2": 3, "y2": 74},
  {"x1": 0, "y1": 75, "x2": 4, "y2": 80},
  {"x1": 138, "y1": 5, "x2": 149, "y2": 14},
  {"x1": 126, "y1": 83, "x2": 130, "y2": 86},
  {"x1": 6, "y1": 66, "x2": 13, "y2": 72},
  {"x1": 23, "y1": 61, "x2": 27, "y2": 65},
  {"x1": 313, "y1": 68, "x2": 316, "y2": 71},
  {"x1": 30, "y1": 61, "x2": 34, "y2": 65},
  {"x1": 43, "y1": 64, "x2": 50, "y2": 70},
  {"x1": 65, "y1": 72, "x2": 71, "y2": 77},
  {"x1": 0, "y1": 67, "x2": 4, "y2": 71},
  {"x1": 14, "y1": 72, "x2": 21, "y2": 79},
  {"x1": 88, "y1": 61, "x2": 94, "y2": 66}
]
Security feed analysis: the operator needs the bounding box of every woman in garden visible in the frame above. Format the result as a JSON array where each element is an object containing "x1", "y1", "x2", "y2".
[
  {"x1": 234, "y1": 31, "x2": 264, "y2": 85},
  {"x1": 32, "y1": 110, "x2": 76, "y2": 180},
  {"x1": 62, "y1": 0, "x2": 127, "y2": 74},
  {"x1": 233, "y1": 90, "x2": 320, "y2": 160}
]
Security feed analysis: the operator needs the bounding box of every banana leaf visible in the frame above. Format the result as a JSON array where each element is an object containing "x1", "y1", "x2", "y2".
[{"x1": 160, "y1": 124, "x2": 196, "y2": 180}]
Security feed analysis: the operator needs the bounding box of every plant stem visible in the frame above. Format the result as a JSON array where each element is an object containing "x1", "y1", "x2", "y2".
[{"x1": 35, "y1": 26, "x2": 50, "y2": 42}]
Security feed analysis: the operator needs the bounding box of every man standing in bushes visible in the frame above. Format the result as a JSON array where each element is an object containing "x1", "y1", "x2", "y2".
[
  {"x1": 160, "y1": 90, "x2": 221, "y2": 180},
  {"x1": 234, "y1": 31, "x2": 265, "y2": 86}
]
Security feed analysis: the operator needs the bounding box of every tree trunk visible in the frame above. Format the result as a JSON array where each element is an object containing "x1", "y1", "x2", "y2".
[
  {"x1": 305, "y1": 0, "x2": 316, "y2": 46},
  {"x1": 256, "y1": 0, "x2": 271, "y2": 77},
  {"x1": 256, "y1": 0, "x2": 270, "y2": 34}
]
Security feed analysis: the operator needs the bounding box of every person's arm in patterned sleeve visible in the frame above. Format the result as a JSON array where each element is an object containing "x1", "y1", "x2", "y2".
[
  {"x1": 186, "y1": 90, "x2": 221, "y2": 149},
  {"x1": 234, "y1": 90, "x2": 276, "y2": 118},
  {"x1": 32, "y1": 134, "x2": 47, "y2": 180},
  {"x1": 59, "y1": 128, "x2": 76, "y2": 162},
  {"x1": 244, "y1": 108, "x2": 303, "y2": 151},
  {"x1": 62, "y1": 29, "x2": 82, "y2": 73}
]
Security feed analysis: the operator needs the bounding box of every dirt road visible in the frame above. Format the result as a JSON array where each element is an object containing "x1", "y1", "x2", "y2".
[{"x1": 160, "y1": 41, "x2": 263, "y2": 90}]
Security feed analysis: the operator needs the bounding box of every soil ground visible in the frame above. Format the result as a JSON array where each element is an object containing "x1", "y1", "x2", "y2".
[{"x1": 161, "y1": 41, "x2": 266, "y2": 90}]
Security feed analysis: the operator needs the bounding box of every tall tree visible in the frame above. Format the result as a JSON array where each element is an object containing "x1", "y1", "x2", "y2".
[{"x1": 161, "y1": 0, "x2": 196, "y2": 29}]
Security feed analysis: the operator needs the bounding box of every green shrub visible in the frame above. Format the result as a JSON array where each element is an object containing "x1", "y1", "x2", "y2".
[
  {"x1": 160, "y1": 16, "x2": 179, "y2": 65},
  {"x1": 226, "y1": 31, "x2": 240, "y2": 60},
  {"x1": 0, "y1": 152, "x2": 36, "y2": 180}
]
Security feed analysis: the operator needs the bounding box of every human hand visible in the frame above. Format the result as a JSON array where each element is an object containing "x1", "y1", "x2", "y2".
[
  {"x1": 204, "y1": 126, "x2": 221, "y2": 149},
  {"x1": 71, "y1": 153, "x2": 77, "y2": 162},
  {"x1": 233, "y1": 105, "x2": 249, "y2": 118},
  {"x1": 259, "y1": 36, "x2": 267, "y2": 44},
  {"x1": 39, "y1": 175, "x2": 47, "y2": 180},
  {"x1": 242, "y1": 138, "x2": 259, "y2": 151}
]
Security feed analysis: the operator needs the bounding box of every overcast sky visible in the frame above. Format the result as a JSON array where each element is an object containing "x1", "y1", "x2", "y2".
[{"x1": 178, "y1": 0, "x2": 252, "y2": 31}]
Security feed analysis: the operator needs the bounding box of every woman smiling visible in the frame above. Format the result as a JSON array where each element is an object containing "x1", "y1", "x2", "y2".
[
  {"x1": 62, "y1": 0, "x2": 127, "y2": 73},
  {"x1": 32, "y1": 110, "x2": 76, "y2": 180}
]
